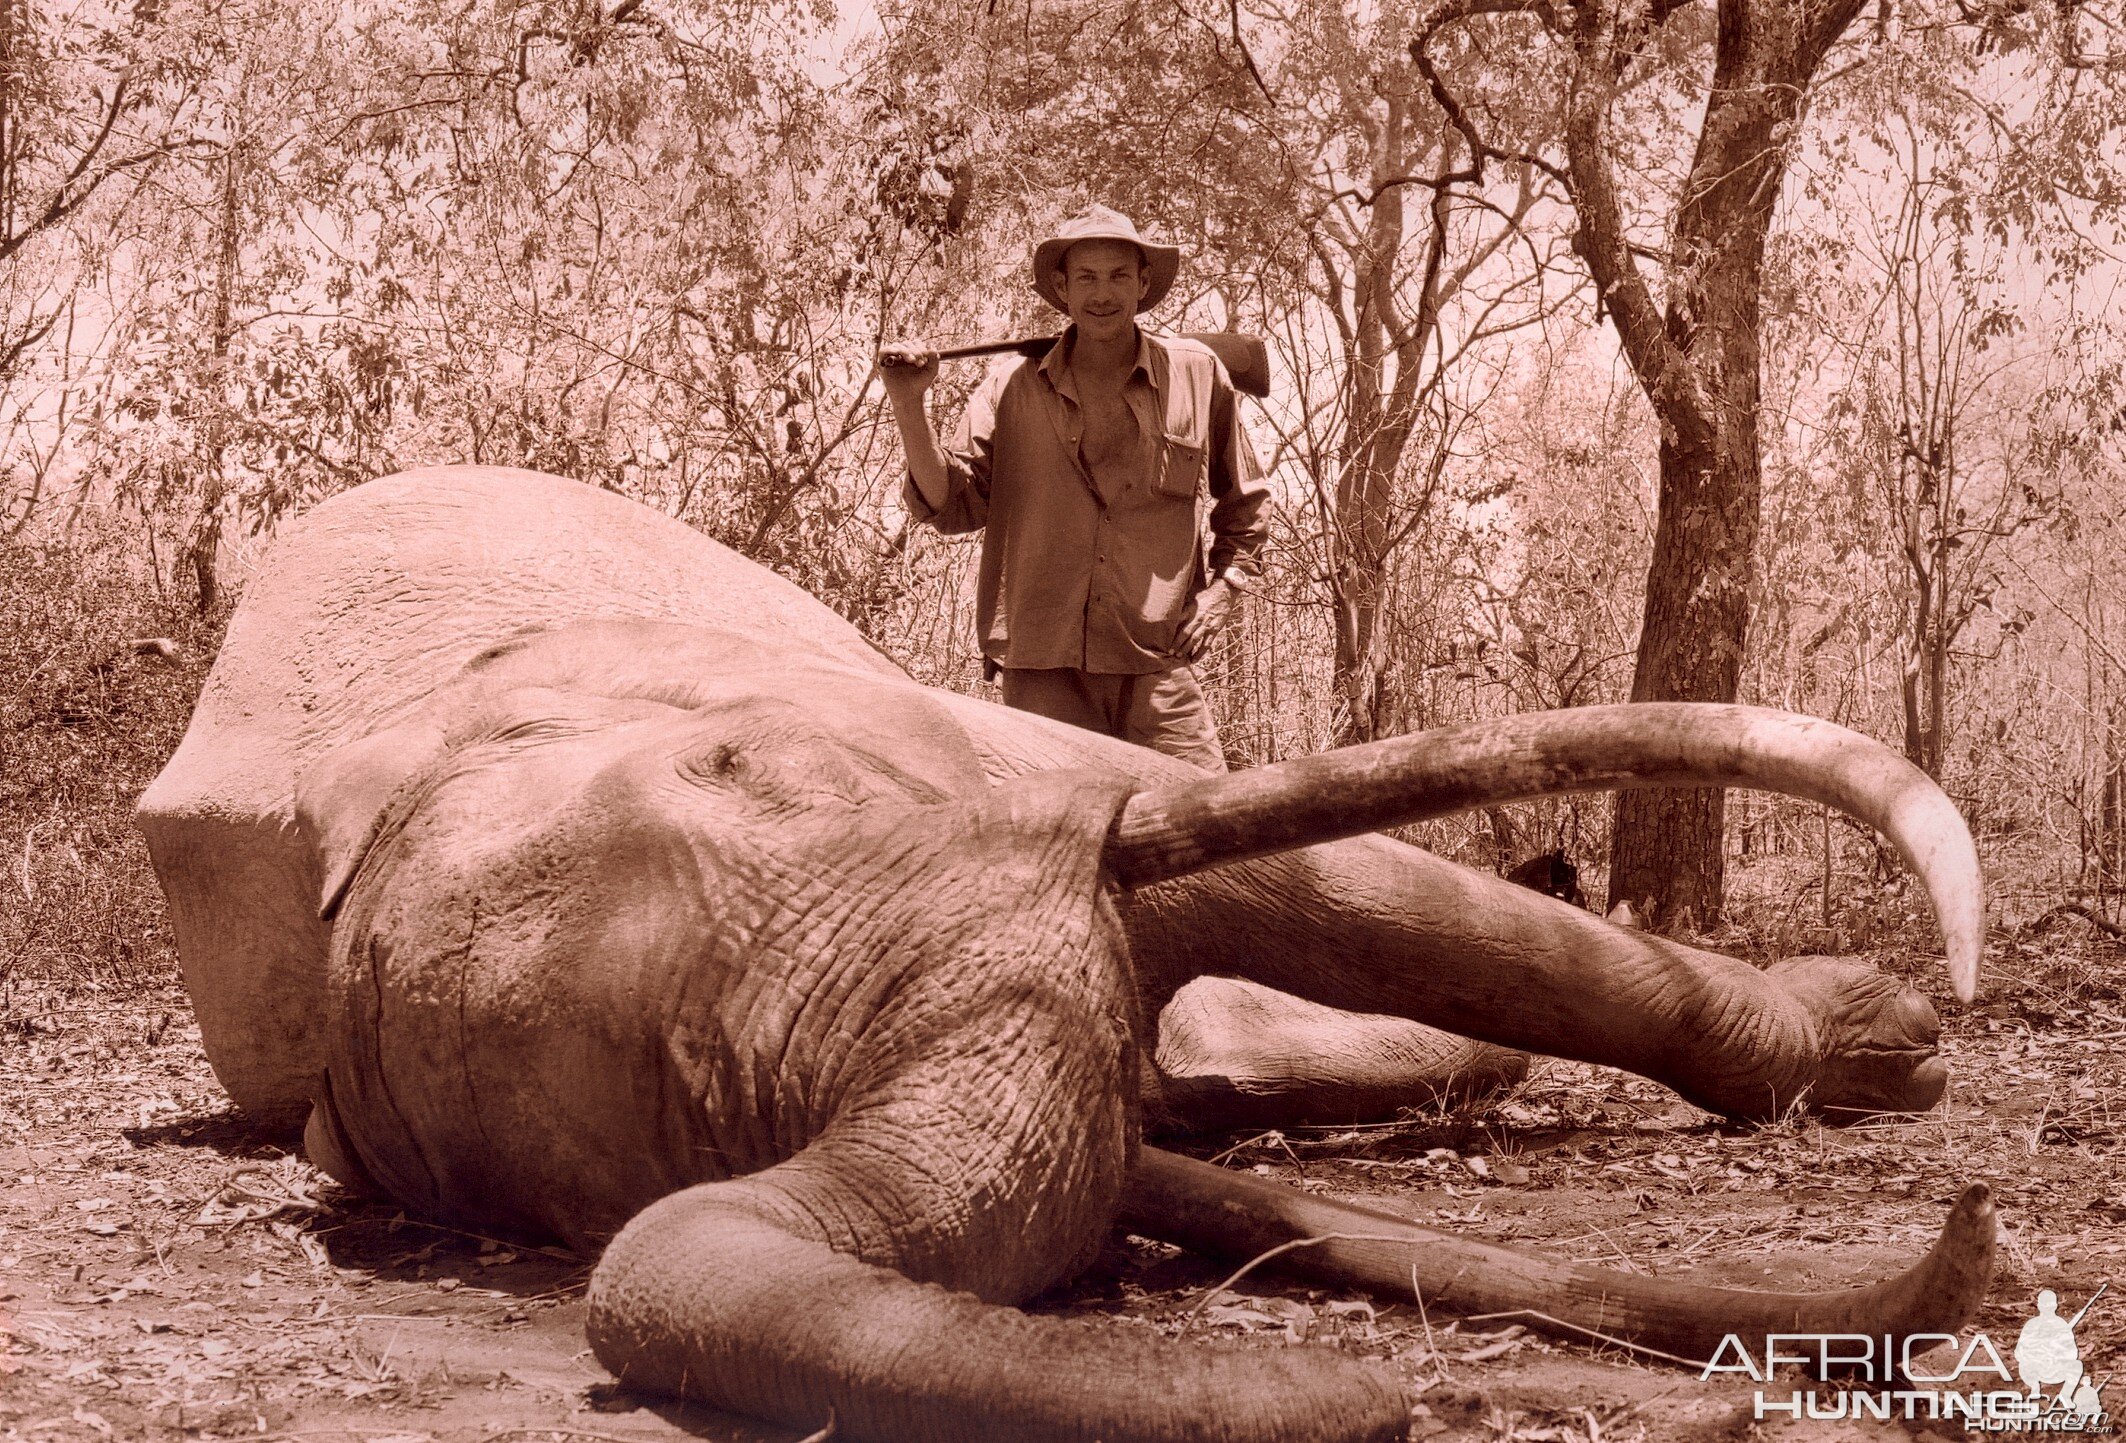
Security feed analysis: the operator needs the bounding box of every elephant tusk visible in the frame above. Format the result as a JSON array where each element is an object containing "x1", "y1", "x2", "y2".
[
  {"x1": 1105, "y1": 703, "x2": 1984, "y2": 1003},
  {"x1": 1123, "y1": 1147, "x2": 1996, "y2": 1368}
]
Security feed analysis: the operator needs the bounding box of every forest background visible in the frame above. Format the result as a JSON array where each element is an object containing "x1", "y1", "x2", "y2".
[{"x1": 8, "y1": 0, "x2": 2126, "y2": 998}]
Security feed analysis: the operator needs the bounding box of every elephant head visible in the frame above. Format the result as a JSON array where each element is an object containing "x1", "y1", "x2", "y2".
[{"x1": 138, "y1": 469, "x2": 1996, "y2": 1443}]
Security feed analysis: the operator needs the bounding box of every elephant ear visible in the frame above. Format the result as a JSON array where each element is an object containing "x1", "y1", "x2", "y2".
[{"x1": 295, "y1": 716, "x2": 455, "y2": 922}]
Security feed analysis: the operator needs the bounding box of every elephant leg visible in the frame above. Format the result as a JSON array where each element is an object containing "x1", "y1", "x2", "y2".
[
  {"x1": 1149, "y1": 977, "x2": 1529, "y2": 1133},
  {"x1": 1121, "y1": 1151, "x2": 1996, "y2": 1368},
  {"x1": 934, "y1": 692, "x2": 1949, "y2": 1122},
  {"x1": 1125, "y1": 838, "x2": 1943, "y2": 1123}
]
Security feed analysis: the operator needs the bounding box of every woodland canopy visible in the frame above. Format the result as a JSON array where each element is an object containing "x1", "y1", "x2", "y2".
[{"x1": 6, "y1": 0, "x2": 2126, "y2": 934}]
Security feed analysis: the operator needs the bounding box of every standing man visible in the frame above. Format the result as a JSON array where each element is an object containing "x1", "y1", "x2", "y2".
[{"x1": 879, "y1": 205, "x2": 1268, "y2": 771}]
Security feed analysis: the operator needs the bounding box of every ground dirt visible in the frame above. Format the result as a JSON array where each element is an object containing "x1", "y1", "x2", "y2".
[{"x1": 3, "y1": 945, "x2": 2123, "y2": 1443}]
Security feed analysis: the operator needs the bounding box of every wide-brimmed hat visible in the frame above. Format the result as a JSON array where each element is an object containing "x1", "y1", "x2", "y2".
[{"x1": 1031, "y1": 204, "x2": 1181, "y2": 314}]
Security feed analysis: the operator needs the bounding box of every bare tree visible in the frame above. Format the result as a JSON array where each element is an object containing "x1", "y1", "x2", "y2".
[
  {"x1": 1850, "y1": 128, "x2": 2064, "y2": 779},
  {"x1": 0, "y1": 0, "x2": 207, "y2": 534},
  {"x1": 1414, "y1": 0, "x2": 1883, "y2": 928}
]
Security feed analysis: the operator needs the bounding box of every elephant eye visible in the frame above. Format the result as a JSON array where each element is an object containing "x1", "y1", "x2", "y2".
[{"x1": 681, "y1": 743, "x2": 744, "y2": 784}]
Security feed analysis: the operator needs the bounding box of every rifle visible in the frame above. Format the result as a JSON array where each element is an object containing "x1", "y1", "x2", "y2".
[
  {"x1": 881, "y1": 331, "x2": 1270, "y2": 399},
  {"x1": 2068, "y1": 1283, "x2": 2108, "y2": 1330}
]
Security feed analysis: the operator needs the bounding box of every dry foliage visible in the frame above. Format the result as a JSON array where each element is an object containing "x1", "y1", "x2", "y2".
[{"x1": 0, "y1": 522, "x2": 221, "y2": 1004}]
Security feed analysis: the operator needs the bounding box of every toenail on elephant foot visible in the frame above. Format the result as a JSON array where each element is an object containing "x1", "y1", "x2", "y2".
[
  {"x1": 1767, "y1": 955, "x2": 1947, "y2": 1121},
  {"x1": 1146, "y1": 976, "x2": 1532, "y2": 1133}
]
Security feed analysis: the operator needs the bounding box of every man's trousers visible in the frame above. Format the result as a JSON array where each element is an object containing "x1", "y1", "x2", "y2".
[{"x1": 999, "y1": 663, "x2": 1227, "y2": 772}]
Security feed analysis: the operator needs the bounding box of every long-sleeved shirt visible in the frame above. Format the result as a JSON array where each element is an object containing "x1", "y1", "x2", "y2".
[{"x1": 904, "y1": 328, "x2": 1270, "y2": 675}]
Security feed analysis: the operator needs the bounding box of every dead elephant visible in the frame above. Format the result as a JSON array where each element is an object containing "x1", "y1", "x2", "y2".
[{"x1": 138, "y1": 467, "x2": 1995, "y2": 1443}]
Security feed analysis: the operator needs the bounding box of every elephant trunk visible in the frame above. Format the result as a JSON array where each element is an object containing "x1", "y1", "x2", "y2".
[
  {"x1": 1124, "y1": 1148, "x2": 1995, "y2": 1368},
  {"x1": 1107, "y1": 703, "x2": 1983, "y2": 1002},
  {"x1": 587, "y1": 1180, "x2": 1410, "y2": 1443}
]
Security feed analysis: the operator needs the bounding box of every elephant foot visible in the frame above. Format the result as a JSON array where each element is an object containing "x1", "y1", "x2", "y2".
[
  {"x1": 302, "y1": 1084, "x2": 385, "y2": 1199},
  {"x1": 1148, "y1": 977, "x2": 1530, "y2": 1134},
  {"x1": 1767, "y1": 956, "x2": 1947, "y2": 1121}
]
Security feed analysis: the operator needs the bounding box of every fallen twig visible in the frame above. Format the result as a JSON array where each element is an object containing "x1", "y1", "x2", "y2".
[
  {"x1": 1175, "y1": 1232, "x2": 1428, "y2": 1338},
  {"x1": 192, "y1": 1160, "x2": 333, "y2": 1227},
  {"x1": 2027, "y1": 903, "x2": 2126, "y2": 943},
  {"x1": 1462, "y1": 1307, "x2": 1709, "y2": 1369},
  {"x1": 322, "y1": 1212, "x2": 576, "y2": 1261},
  {"x1": 18, "y1": 820, "x2": 45, "y2": 900},
  {"x1": 1409, "y1": 1260, "x2": 1453, "y2": 1385}
]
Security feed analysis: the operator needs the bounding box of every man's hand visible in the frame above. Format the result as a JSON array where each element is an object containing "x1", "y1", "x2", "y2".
[
  {"x1": 879, "y1": 342, "x2": 951, "y2": 513},
  {"x1": 1176, "y1": 578, "x2": 1237, "y2": 662},
  {"x1": 877, "y1": 343, "x2": 939, "y2": 401}
]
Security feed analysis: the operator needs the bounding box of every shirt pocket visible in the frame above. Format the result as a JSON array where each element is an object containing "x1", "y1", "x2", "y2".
[{"x1": 1155, "y1": 431, "x2": 1206, "y2": 501}]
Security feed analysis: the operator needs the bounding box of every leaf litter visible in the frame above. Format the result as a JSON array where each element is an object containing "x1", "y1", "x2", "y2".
[{"x1": 2, "y1": 940, "x2": 2122, "y2": 1441}]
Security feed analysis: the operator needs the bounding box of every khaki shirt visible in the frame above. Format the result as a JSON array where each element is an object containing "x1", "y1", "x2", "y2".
[{"x1": 905, "y1": 329, "x2": 1270, "y2": 674}]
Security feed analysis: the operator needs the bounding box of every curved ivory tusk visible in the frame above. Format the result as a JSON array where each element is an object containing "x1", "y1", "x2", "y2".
[
  {"x1": 1105, "y1": 703, "x2": 1984, "y2": 1003},
  {"x1": 1124, "y1": 1147, "x2": 1995, "y2": 1367}
]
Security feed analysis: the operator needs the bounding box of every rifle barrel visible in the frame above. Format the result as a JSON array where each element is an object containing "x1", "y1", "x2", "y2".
[{"x1": 2068, "y1": 1281, "x2": 2107, "y2": 1329}]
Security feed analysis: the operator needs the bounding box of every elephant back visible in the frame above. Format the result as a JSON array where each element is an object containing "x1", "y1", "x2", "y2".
[{"x1": 137, "y1": 466, "x2": 902, "y2": 1123}]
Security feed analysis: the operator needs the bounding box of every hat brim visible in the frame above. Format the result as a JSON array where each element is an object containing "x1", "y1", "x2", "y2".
[{"x1": 1033, "y1": 234, "x2": 1181, "y2": 314}]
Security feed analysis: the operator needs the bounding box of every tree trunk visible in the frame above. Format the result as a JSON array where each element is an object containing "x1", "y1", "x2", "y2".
[
  {"x1": 0, "y1": 0, "x2": 18, "y2": 243},
  {"x1": 1901, "y1": 648, "x2": 1926, "y2": 773},
  {"x1": 1899, "y1": 490, "x2": 1930, "y2": 772},
  {"x1": 1327, "y1": 92, "x2": 1473, "y2": 749},
  {"x1": 1896, "y1": 523, "x2": 1956, "y2": 780},
  {"x1": 1330, "y1": 97, "x2": 1413, "y2": 748},
  {"x1": 1607, "y1": 417, "x2": 1761, "y2": 926},
  {"x1": 1331, "y1": 583, "x2": 1393, "y2": 744},
  {"x1": 1923, "y1": 555, "x2": 1949, "y2": 777},
  {"x1": 2103, "y1": 695, "x2": 2125, "y2": 891},
  {"x1": 191, "y1": 138, "x2": 243, "y2": 616},
  {"x1": 1566, "y1": 0, "x2": 1866, "y2": 928}
]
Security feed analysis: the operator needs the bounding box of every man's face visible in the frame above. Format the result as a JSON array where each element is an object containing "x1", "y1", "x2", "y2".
[{"x1": 1053, "y1": 239, "x2": 1149, "y2": 344}]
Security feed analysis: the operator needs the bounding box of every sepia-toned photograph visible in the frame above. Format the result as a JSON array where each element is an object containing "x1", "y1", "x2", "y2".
[{"x1": 1, "y1": 0, "x2": 2121, "y2": 1438}]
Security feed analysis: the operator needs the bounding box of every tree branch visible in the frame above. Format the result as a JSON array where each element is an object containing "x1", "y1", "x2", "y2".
[
  {"x1": 1407, "y1": 16, "x2": 1573, "y2": 192},
  {"x1": 2028, "y1": 902, "x2": 2126, "y2": 942},
  {"x1": 0, "y1": 141, "x2": 188, "y2": 264},
  {"x1": 0, "y1": 74, "x2": 196, "y2": 263},
  {"x1": 1553, "y1": 4, "x2": 1711, "y2": 450},
  {"x1": 0, "y1": 305, "x2": 63, "y2": 381},
  {"x1": 1229, "y1": 0, "x2": 1277, "y2": 104}
]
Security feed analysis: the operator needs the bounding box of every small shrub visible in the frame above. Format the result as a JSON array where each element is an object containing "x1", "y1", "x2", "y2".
[{"x1": 1, "y1": 511, "x2": 224, "y2": 1004}]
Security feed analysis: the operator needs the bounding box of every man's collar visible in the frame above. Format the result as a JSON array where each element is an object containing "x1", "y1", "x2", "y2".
[
  {"x1": 1037, "y1": 325, "x2": 1159, "y2": 398},
  {"x1": 1035, "y1": 329, "x2": 1072, "y2": 387}
]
